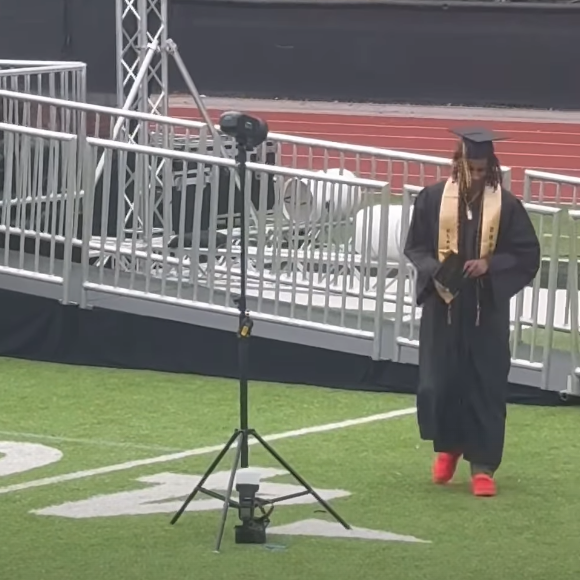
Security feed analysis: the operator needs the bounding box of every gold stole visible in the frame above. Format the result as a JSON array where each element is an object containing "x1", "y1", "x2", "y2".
[{"x1": 436, "y1": 178, "x2": 502, "y2": 304}]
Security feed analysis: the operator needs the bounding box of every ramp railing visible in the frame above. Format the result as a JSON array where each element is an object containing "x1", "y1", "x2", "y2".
[
  {"x1": 522, "y1": 170, "x2": 580, "y2": 389},
  {"x1": 509, "y1": 202, "x2": 564, "y2": 390},
  {"x1": 0, "y1": 88, "x2": 512, "y2": 250},
  {"x1": 0, "y1": 61, "x2": 87, "y2": 133},
  {"x1": 565, "y1": 208, "x2": 580, "y2": 398},
  {"x1": 164, "y1": 117, "x2": 513, "y2": 197},
  {"x1": 80, "y1": 136, "x2": 401, "y2": 356},
  {"x1": 160, "y1": 116, "x2": 511, "y2": 197},
  {"x1": 0, "y1": 87, "x2": 577, "y2": 392},
  {"x1": 523, "y1": 169, "x2": 580, "y2": 208},
  {"x1": 0, "y1": 88, "x2": 214, "y2": 243},
  {"x1": 0, "y1": 122, "x2": 78, "y2": 303},
  {"x1": 264, "y1": 131, "x2": 451, "y2": 193}
]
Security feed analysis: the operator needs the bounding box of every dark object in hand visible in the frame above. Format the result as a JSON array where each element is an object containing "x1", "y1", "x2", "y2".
[{"x1": 434, "y1": 252, "x2": 466, "y2": 296}]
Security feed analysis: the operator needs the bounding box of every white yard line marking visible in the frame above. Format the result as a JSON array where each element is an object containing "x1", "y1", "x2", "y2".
[
  {"x1": 0, "y1": 407, "x2": 415, "y2": 496},
  {"x1": 0, "y1": 431, "x2": 185, "y2": 453}
]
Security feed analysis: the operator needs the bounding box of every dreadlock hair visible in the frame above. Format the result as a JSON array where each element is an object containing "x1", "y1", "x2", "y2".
[{"x1": 451, "y1": 140, "x2": 503, "y2": 194}]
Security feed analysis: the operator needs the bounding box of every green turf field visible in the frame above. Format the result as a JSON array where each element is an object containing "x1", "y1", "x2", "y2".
[{"x1": 1, "y1": 357, "x2": 579, "y2": 580}]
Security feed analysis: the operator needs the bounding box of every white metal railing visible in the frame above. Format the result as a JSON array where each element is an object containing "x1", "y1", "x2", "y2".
[
  {"x1": 0, "y1": 87, "x2": 509, "y2": 245},
  {"x1": 524, "y1": 169, "x2": 580, "y2": 207},
  {"x1": 522, "y1": 170, "x2": 580, "y2": 384},
  {"x1": 0, "y1": 122, "x2": 78, "y2": 303},
  {"x1": 0, "y1": 89, "x2": 578, "y2": 391},
  {"x1": 0, "y1": 61, "x2": 86, "y2": 132},
  {"x1": 235, "y1": 128, "x2": 513, "y2": 207},
  {"x1": 510, "y1": 202, "x2": 563, "y2": 390},
  {"x1": 0, "y1": 88, "x2": 215, "y2": 240},
  {"x1": 1, "y1": 85, "x2": 507, "y2": 237},
  {"x1": 566, "y1": 208, "x2": 580, "y2": 397},
  {"x1": 80, "y1": 136, "x2": 402, "y2": 355},
  {"x1": 265, "y1": 130, "x2": 452, "y2": 191},
  {"x1": 392, "y1": 185, "x2": 421, "y2": 358},
  {"x1": 0, "y1": 61, "x2": 86, "y2": 100}
]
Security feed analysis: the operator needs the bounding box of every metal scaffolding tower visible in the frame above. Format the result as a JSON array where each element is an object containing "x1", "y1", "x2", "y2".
[
  {"x1": 115, "y1": 0, "x2": 221, "y2": 142},
  {"x1": 116, "y1": 0, "x2": 168, "y2": 126},
  {"x1": 114, "y1": 0, "x2": 231, "y2": 247}
]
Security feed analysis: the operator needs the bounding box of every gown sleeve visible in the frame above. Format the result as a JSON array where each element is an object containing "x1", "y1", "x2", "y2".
[
  {"x1": 487, "y1": 194, "x2": 541, "y2": 304},
  {"x1": 403, "y1": 187, "x2": 440, "y2": 305}
]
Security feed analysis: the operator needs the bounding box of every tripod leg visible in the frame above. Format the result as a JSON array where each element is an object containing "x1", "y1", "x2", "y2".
[
  {"x1": 170, "y1": 430, "x2": 241, "y2": 525},
  {"x1": 251, "y1": 430, "x2": 351, "y2": 530},
  {"x1": 214, "y1": 433, "x2": 244, "y2": 553}
]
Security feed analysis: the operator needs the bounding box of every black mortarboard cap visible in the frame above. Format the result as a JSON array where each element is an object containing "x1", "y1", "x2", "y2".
[
  {"x1": 433, "y1": 252, "x2": 466, "y2": 298},
  {"x1": 450, "y1": 126, "x2": 508, "y2": 159}
]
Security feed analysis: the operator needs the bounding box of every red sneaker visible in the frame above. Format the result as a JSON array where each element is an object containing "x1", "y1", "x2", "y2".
[
  {"x1": 432, "y1": 452, "x2": 461, "y2": 484},
  {"x1": 471, "y1": 473, "x2": 497, "y2": 497}
]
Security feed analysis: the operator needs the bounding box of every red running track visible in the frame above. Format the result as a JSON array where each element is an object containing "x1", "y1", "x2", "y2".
[{"x1": 170, "y1": 106, "x2": 580, "y2": 203}]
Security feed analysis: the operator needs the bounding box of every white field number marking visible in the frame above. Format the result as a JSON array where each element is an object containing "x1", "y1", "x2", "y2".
[
  {"x1": 32, "y1": 467, "x2": 349, "y2": 518},
  {"x1": 31, "y1": 466, "x2": 429, "y2": 543},
  {"x1": 0, "y1": 441, "x2": 63, "y2": 477}
]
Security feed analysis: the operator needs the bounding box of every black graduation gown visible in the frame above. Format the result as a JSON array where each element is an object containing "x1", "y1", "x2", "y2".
[{"x1": 403, "y1": 181, "x2": 541, "y2": 470}]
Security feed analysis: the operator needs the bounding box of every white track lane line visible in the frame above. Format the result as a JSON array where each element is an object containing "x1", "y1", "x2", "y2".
[{"x1": 0, "y1": 407, "x2": 416, "y2": 496}]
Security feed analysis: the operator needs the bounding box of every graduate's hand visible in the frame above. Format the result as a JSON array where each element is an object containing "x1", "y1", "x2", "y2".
[{"x1": 464, "y1": 259, "x2": 489, "y2": 278}]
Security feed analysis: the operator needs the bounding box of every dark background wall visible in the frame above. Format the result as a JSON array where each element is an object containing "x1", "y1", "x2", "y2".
[
  {"x1": 1, "y1": 1, "x2": 70, "y2": 61},
  {"x1": 0, "y1": 0, "x2": 579, "y2": 110}
]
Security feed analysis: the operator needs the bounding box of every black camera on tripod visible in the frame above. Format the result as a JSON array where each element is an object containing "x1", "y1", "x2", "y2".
[{"x1": 219, "y1": 111, "x2": 269, "y2": 150}]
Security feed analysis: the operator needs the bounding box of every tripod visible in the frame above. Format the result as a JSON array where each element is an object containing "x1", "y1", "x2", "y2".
[{"x1": 170, "y1": 135, "x2": 350, "y2": 552}]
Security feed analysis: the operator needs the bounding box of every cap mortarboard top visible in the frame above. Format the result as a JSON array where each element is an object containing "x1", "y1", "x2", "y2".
[{"x1": 449, "y1": 126, "x2": 508, "y2": 159}]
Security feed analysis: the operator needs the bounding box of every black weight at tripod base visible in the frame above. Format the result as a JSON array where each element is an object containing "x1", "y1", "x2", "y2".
[{"x1": 169, "y1": 136, "x2": 350, "y2": 552}]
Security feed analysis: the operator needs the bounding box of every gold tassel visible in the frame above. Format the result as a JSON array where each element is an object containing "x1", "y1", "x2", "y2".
[{"x1": 461, "y1": 143, "x2": 472, "y2": 194}]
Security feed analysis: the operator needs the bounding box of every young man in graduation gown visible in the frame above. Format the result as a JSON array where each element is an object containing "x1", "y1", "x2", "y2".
[{"x1": 403, "y1": 128, "x2": 541, "y2": 497}]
